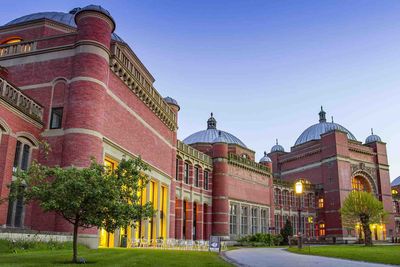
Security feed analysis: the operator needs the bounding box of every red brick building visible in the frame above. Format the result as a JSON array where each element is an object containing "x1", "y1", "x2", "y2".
[
  {"x1": 0, "y1": 5, "x2": 395, "y2": 247},
  {"x1": 269, "y1": 107, "x2": 395, "y2": 242}
]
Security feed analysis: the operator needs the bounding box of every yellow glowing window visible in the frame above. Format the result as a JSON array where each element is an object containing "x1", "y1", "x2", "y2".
[
  {"x1": 319, "y1": 223, "x2": 325, "y2": 236},
  {"x1": 352, "y1": 176, "x2": 370, "y2": 192},
  {"x1": 1, "y1": 37, "x2": 22, "y2": 45},
  {"x1": 318, "y1": 198, "x2": 324, "y2": 208}
]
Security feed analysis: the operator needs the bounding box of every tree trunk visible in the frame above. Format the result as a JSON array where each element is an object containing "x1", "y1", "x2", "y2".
[
  {"x1": 360, "y1": 215, "x2": 372, "y2": 246},
  {"x1": 72, "y1": 222, "x2": 79, "y2": 263}
]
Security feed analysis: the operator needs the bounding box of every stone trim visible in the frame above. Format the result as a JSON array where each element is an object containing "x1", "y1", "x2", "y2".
[
  {"x1": 227, "y1": 153, "x2": 270, "y2": 176},
  {"x1": 176, "y1": 140, "x2": 213, "y2": 168}
]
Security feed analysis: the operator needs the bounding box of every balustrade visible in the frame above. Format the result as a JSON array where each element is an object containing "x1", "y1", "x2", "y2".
[
  {"x1": 0, "y1": 77, "x2": 43, "y2": 122},
  {"x1": 0, "y1": 41, "x2": 36, "y2": 57}
]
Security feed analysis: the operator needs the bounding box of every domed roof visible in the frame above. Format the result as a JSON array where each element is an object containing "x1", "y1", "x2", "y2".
[
  {"x1": 392, "y1": 176, "x2": 400, "y2": 187},
  {"x1": 213, "y1": 130, "x2": 229, "y2": 143},
  {"x1": 294, "y1": 107, "x2": 357, "y2": 146},
  {"x1": 271, "y1": 139, "x2": 285, "y2": 153},
  {"x1": 365, "y1": 128, "x2": 382, "y2": 144},
  {"x1": 259, "y1": 151, "x2": 272, "y2": 163},
  {"x1": 4, "y1": 6, "x2": 124, "y2": 43},
  {"x1": 163, "y1": 96, "x2": 179, "y2": 107},
  {"x1": 183, "y1": 113, "x2": 247, "y2": 148}
]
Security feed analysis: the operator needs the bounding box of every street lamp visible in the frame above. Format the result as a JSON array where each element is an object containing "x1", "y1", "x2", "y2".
[{"x1": 295, "y1": 180, "x2": 304, "y2": 249}]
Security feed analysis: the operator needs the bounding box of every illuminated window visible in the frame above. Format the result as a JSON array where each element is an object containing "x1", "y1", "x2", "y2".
[
  {"x1": 1, "y1": 37, "x2": 22, "y2": 45},
  {"x1": 318, "y1": 198, "x2": 324, "y2": 208},
  {"x1": 352, "y1": 176, "x2": 371, "y2": 192},
  {"x1": 319, "y1": 223, "x2": 326, "y2": 236}
]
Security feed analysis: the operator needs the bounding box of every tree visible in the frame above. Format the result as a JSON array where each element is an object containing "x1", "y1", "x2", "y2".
[
  {"x1": 280, "y1": 219, "x2": 293, "y2": 245},
  {"x1": 340, "y1": 191, "x2": 387, "y2": 246},
  {"x1": 10, "y1": 157, "x2": 154, "y2": 263}
]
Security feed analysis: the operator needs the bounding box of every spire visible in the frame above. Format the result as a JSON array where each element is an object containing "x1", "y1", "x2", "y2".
[
  {"x1": 371, "y1": 128, "x2": 374, "y2": 135},
  {"x1": 331, "y1": 116, "x2": 334, "y2": 123},
  {"x1": 207, "y1": 112, "x2": 217, "y2": 129},
  {"x1": 276, "y1": 138, "x2": 279, "y2": 145},
  {"x1": 264, "y1": 151, "x2": 267, "y2": 156},
  {"x1": 319, "y1": 106, "x2": 326, "y2": 123}
]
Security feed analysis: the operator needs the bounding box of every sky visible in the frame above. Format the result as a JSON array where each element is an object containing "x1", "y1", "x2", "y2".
[{"x1": 1, "y1": 1, "x2": 399, "y2": 181}]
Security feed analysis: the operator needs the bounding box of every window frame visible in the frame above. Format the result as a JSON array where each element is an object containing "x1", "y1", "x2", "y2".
[{"x1": 49, "y1": 107, "x2": 63, "y2": 129}]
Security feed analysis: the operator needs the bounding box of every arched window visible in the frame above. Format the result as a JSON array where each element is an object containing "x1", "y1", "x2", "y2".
[
  {"x1": 184, "y1": 161, "x2": 190, "y2": 184},
  {"x1": 13, "y1": 137, "x2": 34, "y2": 172},
  {"x1": 352, "y1": 176, "x2": 371, "y2": 192},
  {"x1": 1, "y1": 37, "x2": 23, "y2": 45}
]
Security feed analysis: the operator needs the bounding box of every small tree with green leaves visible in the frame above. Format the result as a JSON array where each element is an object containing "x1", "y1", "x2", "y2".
[
  {"x1": 280, "y1": 219, "x2": 293, "y2": 245},
  {"x1": 9, "y1": 157, "x2": 154, "y2": 263},
  {"x1": 340, "y1": 191, "x2": 387, "y2": 246}
]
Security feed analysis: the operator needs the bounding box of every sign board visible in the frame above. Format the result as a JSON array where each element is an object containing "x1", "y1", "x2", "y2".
[{"x1": 209, "y1": 236, "x2": 221, "y2": 252}]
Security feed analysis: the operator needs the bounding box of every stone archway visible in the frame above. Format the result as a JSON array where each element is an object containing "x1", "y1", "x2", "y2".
[{"x1": 351, "y1": 170, "x2": 378, "y2": 196}]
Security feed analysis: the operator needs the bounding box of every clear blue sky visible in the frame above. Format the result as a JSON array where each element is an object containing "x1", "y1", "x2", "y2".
[{"x1": 1, "y1": 1, "x2": 399, "y2": 181}]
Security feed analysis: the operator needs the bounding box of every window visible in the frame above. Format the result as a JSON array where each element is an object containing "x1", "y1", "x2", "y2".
[
  {"x1": 6, "y1": 184, "x2": 25, "y2": 227},
  {"x1": 274, "y1": 189, "x2": 281, "y2": 205},
  {"x1": 318, "y1": 198, "x2": 324, "y2": 208},
  {"x1": 260, "y1": 209, "x2": 268, "y2": 233},
  {"x1": 194, "y1": 167, "x2": 199, "y2": 187},
  {"x1": 50, "y1": 107, "x2": 63, "y2": 129},
  {"x1": 290, "y1": 191, "x2": 295, "y2": 207},
  {"x1": 251, "y1": 207, "x2": 258, "y2": 234},
  {"x1": 193, "y1": 203, "x2": 197, "y2": 240},
  {"x1": 240, "y1": 206, "x2": 249, "y2": 235},
  {"x1": 13, "y1": 140, "x2": 32, "y2": 172},
  {"x1": 274, "y1": 214, "x2": 281, "y2": 234},
  {"x1": 204, "y1": 171, "x2": 209, "y2": 190},
  {"x1": 352, "y1": 176, "x2": 371, "y2": 192},
  {"x1": 175, "y1": 159, "x2": 179, "y2": 180},
  {"x1": 183, "y1": 201, "x2": 187, "y2": 239},
  {"x1": 319, "y1": 223, "x2": 326, "y2": 236},
  {"x1": 282, "y1": 191, "x2": 288, "y2": 206},
  {"x1": 229, "y1": 203, "x2": 238, "y2": 235},
  {"x1": 184, "y1": 163, "x2": 189, "y2": 184}
]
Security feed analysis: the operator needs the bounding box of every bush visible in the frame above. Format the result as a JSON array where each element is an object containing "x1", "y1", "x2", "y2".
[{"x1": 237, "y1": 233, "x2": 283, "y2": 246}]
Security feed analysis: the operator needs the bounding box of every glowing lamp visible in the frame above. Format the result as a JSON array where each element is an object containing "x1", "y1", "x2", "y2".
[{"x1": 295, "y1": 180, "x2": 303, "y2": 194}]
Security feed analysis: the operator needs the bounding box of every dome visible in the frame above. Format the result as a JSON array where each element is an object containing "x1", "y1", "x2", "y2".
[
  {"x1": 183, "y1": 113, "x2": 247, "y2": 148},
  {"x1": 365, "y1": 128, "x2": 382, "y2": 144},
  {"x1": 163, "y1": 96, "x2": 180, "y2": 110},
  {"x1": 4, "y1": 6, "x2": 124, "y2": 43},
  {"x1": 294, "y1": 107, "x2": 357, "y2": 146},
  {"x1": 213, "y1": 131, "x2": 229, "y2": 143},
  {"x1": 271, "y1": 139, "x2": 285, "y2": 153},
  {"x1": 259, "y1": 151, "x2": 272, "y2": 163},
  {"x1": 392, "y1": 176, "x2": 400, "y2": 187}
]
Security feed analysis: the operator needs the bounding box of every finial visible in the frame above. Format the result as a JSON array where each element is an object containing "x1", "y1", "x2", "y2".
[
  {"x1": 276, "y1": 138, "x2": 278, "y2": 145},
  {"x1": 207, "y1": 112, "x2": 217, "y2": 129},
  {"x1": 218, "y1": 130, "x2": 222, "y2": 137},
  {"x1": 371, "y1": 128, "x2": 374, "y2": 135},
  {"x1": 264, "y1": 151, "x2": 267, "y2": 156},
  {"x1": 331, "y1": 116, "x2": 334, "y2": 123},
  {"x1": 319, "y1": 106, "x2": 326, "y2": 123}
]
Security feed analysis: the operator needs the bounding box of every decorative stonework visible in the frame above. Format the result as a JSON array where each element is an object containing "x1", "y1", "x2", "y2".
[
  {"x1": 351, "y1": 163, "x2": 378, "y2": 194},
  {"x1": 177, "y1": 140, "x2": 213, "y2": 169},
  {"x1": 0, "y1": 77, "x2": 43, "y2": 122},
  {"x1": 228, "y1": 153, "x2": 271, "y2": 176},
  {"x1": 110, "y1": 43, "x2": 177, "y2": 131},
  {"x1": 0, "y1": 41, "x2": 36, "y2": 58}
]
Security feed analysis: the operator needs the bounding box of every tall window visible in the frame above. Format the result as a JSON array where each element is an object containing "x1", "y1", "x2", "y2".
[
  {"x1": 193, "y1": 203, "x2": 197, "y2": 240},
  {"x1": 260, "y1": 209, "x2": 268, "y2": 233},
  {"x1": 50, "y1": 107, "x2": 63, "y2": 129},
  {"x1": 318, "y1": 198, "x2": 324, "y2": 208},
  {"x1": 229, "y1": 203, "x2": 238, "y2": 235},
  {"x1": 175, "y1": 158, "x2": 179, "y2": 180},
  {"x1": 194, "y1": 167, "x2": 199, "y2": 187},
  {"x1": 251, "y1": 207, "x2": 258, "y2": 234},
  {"x1": 183, "y1": 201, "x2": 187, "y2": 239},
  {"x1": 184, "y1": 163, "x2": 189, "y2": 184},
  {"x1": 282, "y1": 191, "x2": 288, "y2": 206},
  {"x1": 204, "y1": 171, "x2": 209, "y2": 190},
  {"x1": 274, "y1": 214, "x2": 281, "y2": 234},
  {"x1": 319, "y1": 223, "x2": 326, "y2": 236},
  {"x1": 240, "y1": 206, "x2": 248, "y2": 235},
  {"x1": 13, "y1": 140, "x2": 32, "y2": 172},
  {"x1": 290, "y1": 191, "x2": 295, "y2": 207},
  {"x1": 6, "y1": 184, "x2": 25, "y2": 227}
]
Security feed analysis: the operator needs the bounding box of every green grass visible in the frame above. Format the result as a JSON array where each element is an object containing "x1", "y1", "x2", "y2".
[
  {"x1": 288, "y1": 244, "x2": 400, "y2": 265},
  {"x1": 0, "y1": 240, "x2": 231, "y2": 267}
]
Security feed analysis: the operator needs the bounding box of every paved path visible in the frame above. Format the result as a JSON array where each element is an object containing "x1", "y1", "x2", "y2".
[{"x1": 224, "y1": 248, "x2": 395, "y2": 267}]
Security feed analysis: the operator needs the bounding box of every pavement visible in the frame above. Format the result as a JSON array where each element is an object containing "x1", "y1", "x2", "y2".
[{"x1": 223, "y1": 248, "x2": 396, "y2": 267}]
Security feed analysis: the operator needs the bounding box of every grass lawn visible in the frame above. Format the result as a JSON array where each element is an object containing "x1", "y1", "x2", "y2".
[
  {"x1": 0, "y1": 246, "x2": 232, "y2": 267},
  {"x1": 288, "y1": 244, "x2": 400, "y2": 265}
]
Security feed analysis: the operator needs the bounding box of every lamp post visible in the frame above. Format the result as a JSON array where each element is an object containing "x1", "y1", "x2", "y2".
[{"x1": 295, "y1": 180, "x2": 303, "y2": 249}]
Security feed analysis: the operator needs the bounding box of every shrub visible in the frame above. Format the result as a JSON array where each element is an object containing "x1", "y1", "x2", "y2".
[{"x1": 237, "y1": 233, "x2": 283, "y2": 246}]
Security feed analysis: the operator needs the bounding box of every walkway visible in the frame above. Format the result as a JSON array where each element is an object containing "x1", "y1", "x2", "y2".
[{"x1": 224, "y1": 248, "x2": 395, "y2": 267}]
